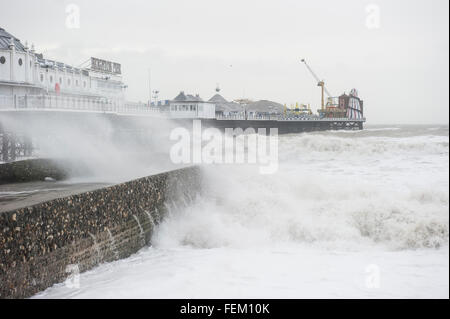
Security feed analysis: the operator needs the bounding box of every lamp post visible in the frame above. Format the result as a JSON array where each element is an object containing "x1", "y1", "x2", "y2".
[{"x1": 152, "y1": 90, "x2": 159, "y2": 106}]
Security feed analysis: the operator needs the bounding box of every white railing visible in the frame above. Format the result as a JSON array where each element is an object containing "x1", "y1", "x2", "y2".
[
  {"x1": 0, "y1": 95, "x2": 366, "y2": 122},
  {"x1": 217, "y1": 113, "x2": 366, "y2": 122},
  {"x1": 279, "y1": 117, "x2": 366, "y2": 122},
  {"x1": 217, "y1": 114, "x2": 246, "y2": 120},
  {"x1": 246, "y1": 114, "x2": 280, "y2": 121},
  {"x1": 217, "y1": 114, "x2": 281, "y2": 121},
  {"x1": 0, "y1": 94, "x2": 161, "y2": 116}
]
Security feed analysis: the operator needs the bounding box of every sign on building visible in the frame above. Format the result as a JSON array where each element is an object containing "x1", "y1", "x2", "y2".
[{"x1": 90, "y1": 57, "x2": 121, "y2": 75}]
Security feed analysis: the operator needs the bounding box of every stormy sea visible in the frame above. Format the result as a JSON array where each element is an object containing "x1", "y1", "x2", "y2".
[{"x1": 34, "y1": 125, "x2": 449, "y2": 298}]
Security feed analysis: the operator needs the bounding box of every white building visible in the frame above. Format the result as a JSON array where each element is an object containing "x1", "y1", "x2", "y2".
[
  {"x1": 0, "y1": 27, "x2": 126, "y2": 109},
  {"x1": 0, "y1": 27, "x2": 38, "y2": 96},
  {"x1": 166, "y1": 91, "x2": 215, "y2": 119}
]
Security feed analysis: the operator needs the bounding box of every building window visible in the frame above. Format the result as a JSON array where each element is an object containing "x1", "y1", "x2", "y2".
[
  {"x1": 49, "y1": 76, "x2": 53, "y2": 83},
  {"x1": 76, "y1": 80, "x2": 79, "y2": 86},
  {"x1": 0, "y1": 56, "x2": 5, "y2": 64},
  {"x1": 83, "y1": 81, "x2": 86, "y2": 88},
  {"x1": 30, "y1": 61, "x2": 32, "y2": 68},
  {"x1": 59, "y1": 77, "x2": 63, "y2": 84},
  {"x1": 40, "y1": 74, "x2": 44, "y2": 82},
  {"x1": 18, "y1": 58, "x2": 23, "y2": 66},
  {"x1": 67, "y1": 79, "x2": 71, "y2": 86}
]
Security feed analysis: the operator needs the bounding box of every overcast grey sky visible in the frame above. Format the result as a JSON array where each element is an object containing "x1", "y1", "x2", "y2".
[{"x1": 1, "y1": 0, "x2": 448, "y2": 124}]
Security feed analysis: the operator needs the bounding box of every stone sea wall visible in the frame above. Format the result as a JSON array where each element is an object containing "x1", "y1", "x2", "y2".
[{"x1": 0, "y1": 166, "x2": 201, "y2": 298}]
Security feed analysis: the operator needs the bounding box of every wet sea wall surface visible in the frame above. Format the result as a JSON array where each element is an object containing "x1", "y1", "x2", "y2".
[
  {"x1": 0, "y1": 181, "x2": 111, "y2": 214},
  {"x1": 0, "y1": 166, "x2": 201, "y2": 298}
]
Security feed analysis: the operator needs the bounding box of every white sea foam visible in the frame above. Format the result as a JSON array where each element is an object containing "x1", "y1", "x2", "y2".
[
  {"x1": 35, "y1": 126, "x2": 450, "y2": 298},
  {"x1": 364, "y1": 127, "x2": 401, "y2": 132},
  {"x1": 280, "y1": 134, "x2": 448, "y2": 156},
  {"x1": 154, "y1": 129, "x2": 449, "y2": 251}
]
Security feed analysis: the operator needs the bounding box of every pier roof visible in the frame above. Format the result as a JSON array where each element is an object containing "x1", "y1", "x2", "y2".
[
  {"x1": 208, "y1": 93, "x2": 242, "y2": 112},
  {"x1": 0, "y1": 27, "x2": 26, "y2": 52},
  {"x1": 173, "y1": 91, "x2": 187, "y2": 101},
  {"x1": 172, "y1": 91, "x2": 205, "y2": 103},
  {"x1": 246, "y1": 100, "x2": 284, "y2": 113},
  {"x1": 208, "y1": 94, "x2": 228, "y2": 103}
]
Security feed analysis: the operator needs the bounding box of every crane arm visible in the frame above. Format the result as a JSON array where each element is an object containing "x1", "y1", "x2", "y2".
[
  {"x1": 301, "y1": 59, "x2": 332, "y2": 97},
  {"x1": 301, "y1": 59, "x2": 320, "y2": 83}
]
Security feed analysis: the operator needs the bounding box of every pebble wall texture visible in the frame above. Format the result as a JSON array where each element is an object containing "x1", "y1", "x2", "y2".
[{"x1": 0, "y1": 166, "x2": 201, "y2": 298}]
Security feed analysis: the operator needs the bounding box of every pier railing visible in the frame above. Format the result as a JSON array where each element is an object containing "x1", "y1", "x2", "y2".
[
  {"x1": 1, "y1": 95, "x2": 365, "y2": 122},
  {"x1": 278, "y1": 116, "x2": 366, "y2": 122},
  {"x1": 217, "y1": 113, "x2": 365, "y2": 122},
  {"x1": 0, "y1": 94, "x2": 161, "y2": 116}
]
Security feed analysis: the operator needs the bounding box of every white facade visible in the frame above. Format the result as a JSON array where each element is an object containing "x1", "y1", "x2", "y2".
[
  {"x1": 0, "y1": 27, "x2": 125, "y2": 106},
  {"x1": 166, "y1": 91, "x2": 215, "y2": 119},
  {"x1": 0, "y1": 36, "x2": 37, "y2": 96},
  {"x1": 169, "y1": 101, "x2": 215, "y2": 119}
]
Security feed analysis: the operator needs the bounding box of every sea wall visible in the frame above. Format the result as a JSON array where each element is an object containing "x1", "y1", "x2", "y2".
[{"x1": 0, "y1": 166, "x2": 201, "y2": 298}]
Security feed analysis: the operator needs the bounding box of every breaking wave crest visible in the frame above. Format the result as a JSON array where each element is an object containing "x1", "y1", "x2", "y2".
[
  {"x1": 154, "y1": 130, "x2": 449, "y2": 251},
  {"x1": 280, "y1": 134, "x2": 449, "y2": 156}
]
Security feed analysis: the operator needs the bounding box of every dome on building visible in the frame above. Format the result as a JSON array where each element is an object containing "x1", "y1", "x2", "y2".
[
  {"x1": 208, "y1": 93, "x2": 228, "y2": 103},
  {"x1": 0, "y1": 27, "x2": 27, "y2": 52},
  {"x1": 208, "y1": 93, "x2": 243, "y2": 113}
]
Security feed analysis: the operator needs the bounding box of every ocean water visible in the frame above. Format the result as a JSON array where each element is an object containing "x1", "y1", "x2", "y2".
[{"x1": 34, "y1": 125, "x2": 449, "y2": 298}]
